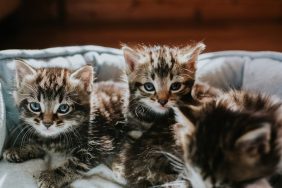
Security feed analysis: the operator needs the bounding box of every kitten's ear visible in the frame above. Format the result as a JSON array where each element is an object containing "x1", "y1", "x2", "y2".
[
  {"x1": 178, "y1": 42, "x2": 206, "y2": 71},
  {"x1": 70, "y1": 65, "x2": 94, "y2": 92},
  {"x1": 15, "y1": 60, "x2": 37, "y2": 88},
  {"x1": 122, "y1": 46, "x2": 140, "y2": 72},
  {"x1": 235, "y1": 123, "x2": 271, "y2": 159}
]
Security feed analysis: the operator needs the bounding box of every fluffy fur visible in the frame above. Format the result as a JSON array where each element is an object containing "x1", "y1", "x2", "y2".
[
  {"x1": 173, "y1": 83, "x2": 282, "y2": 188},
  {"x1": 123, "y1": 43, "x2": 205, "y2": 133},
  {"x1": 113, "y1": 43, "x2": 205, "y2": 187},
  {"x1": 3, "y1": 60, "x2": 128, "y2": 188}
]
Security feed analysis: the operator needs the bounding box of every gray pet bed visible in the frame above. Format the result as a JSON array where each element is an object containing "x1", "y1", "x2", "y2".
[{"x1": 0, "y1": 45, "x2": 281, "y2": 187}]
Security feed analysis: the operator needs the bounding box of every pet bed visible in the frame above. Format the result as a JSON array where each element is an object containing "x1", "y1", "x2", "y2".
[{"x1": 0, "y1": 45, "x2": 281, "y2": 187}]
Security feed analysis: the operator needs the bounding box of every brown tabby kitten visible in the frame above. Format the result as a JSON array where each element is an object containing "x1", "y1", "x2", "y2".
[
  {"x1": 173, "y1": 83, "x2": 282, "y2": 188},
  {"x1": 3, "y1": 60, "x2": 128, "y2": 188},
  {"x1": 113, "y1": 43, "x2": 205, "y2": 187}
]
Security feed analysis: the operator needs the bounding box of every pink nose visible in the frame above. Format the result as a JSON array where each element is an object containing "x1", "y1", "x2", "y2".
[
  {"x1": 158, "y1": 99, "x2": 168, "y2": 106},
  {"x1": 43, "y1": 122, "x2": 52, "y2": 128}
]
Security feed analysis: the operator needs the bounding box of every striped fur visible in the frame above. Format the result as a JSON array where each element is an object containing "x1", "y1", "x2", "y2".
[
  {"x1": 174, "y1": 83, "x2": 282, "y2": 188},
  {"x1": 3, "y1": 60, "x2": 128, "y2": 188},
  {"x1": 115, "y1": 43, "x2": 205, "y2": 187},
  {"x1": 123, "y1": 43, "x2": 205, "y2": 132}
]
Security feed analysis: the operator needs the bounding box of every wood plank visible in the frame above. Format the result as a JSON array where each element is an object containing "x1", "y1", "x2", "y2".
[
  {"x1": 1, "y1": 22, "x2": 281, "y2": 52},
  {"x1": 66, "y1": 0, "x2": 282, "y2": 23}
]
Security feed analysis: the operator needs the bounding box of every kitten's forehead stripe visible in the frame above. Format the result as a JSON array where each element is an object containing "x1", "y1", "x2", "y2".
[
  {"x1": 149, "y1": 50, "x2": 153, "y2": 64},
  {"x1": 151, "y1": 73, "x2": 155, "y2": 80},
  {"x1": 170, "y1": 51, "x2": 175, "y2": 64},
  {"x1": 141, "y1": 46, "x2": 179, "y2": 79},
  {"x1": 34, "y1": 68, "x2": 71, "y2": 101},
  {"x1": 37, "y1": 88, "x2": 42, "y2": 101},
  {"x1": 170, "y1": 73, "x2": 173, "y2": 80}
]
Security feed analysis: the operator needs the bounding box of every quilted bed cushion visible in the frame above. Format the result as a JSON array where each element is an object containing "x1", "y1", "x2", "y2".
[{"x1": 0, "y1": 45, "x2": 281, "y2": 188}]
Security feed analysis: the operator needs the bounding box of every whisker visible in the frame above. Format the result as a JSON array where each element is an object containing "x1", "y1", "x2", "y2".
[
  {"x1": 63, "y1": 132, "x2": 69, "y2": 149},
  {"x1": 72, "y1": 128, "x2": 81, "y2": 142},
  {"x1": 8, "y1": 125, "x2": 23, "y2": 138},
  {"x1": 20, "y1": 127, "x2": 33, "y2": 147},
  {"x1": 12, "y1": 126, "x2": 31, "y2": 147}
]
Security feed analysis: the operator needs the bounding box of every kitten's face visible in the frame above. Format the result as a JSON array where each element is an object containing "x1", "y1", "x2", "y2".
[
  {"x1": 123, "y1": 43, "x2": 205, "y2": 116},
  {"x1": 174, "y1": 89, "x2": 282, "y2": 186},
  {"x1": 14, "y1": 61, "x2": 93, "y2": 138}
]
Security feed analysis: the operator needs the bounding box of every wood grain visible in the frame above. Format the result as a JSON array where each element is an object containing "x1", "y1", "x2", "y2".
[
  {"x1": 0, "y1": 0, "x2": 281, "y2": 51},
  {"x1": 66, "y1": 0, "x2": 282, "y2": 23},
  {"x1": 1, "y1": 22, "x2": 281, "y2": 52}
]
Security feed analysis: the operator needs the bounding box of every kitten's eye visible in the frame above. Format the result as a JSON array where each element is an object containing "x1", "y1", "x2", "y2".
[
  {"x1": 29, "y1": 102, "x2": 41, "y2": 112},
  {"x1": 143, "y1": 82, "x2": 155, "y2": 92},
  {"x1": 170, "y1": 82, "x2": 182, "y2": 91},
  {"x1": 57, "y1": 104, "x2": 70, "y2": 114}
]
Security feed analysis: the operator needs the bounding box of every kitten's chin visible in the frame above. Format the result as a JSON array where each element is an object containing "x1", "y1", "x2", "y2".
[
  {"x1": 36, "y1": 128, "x2": 61, "y2": 138},
  {"x1": 38, "y1": 131, "x2": 59, "y2": 137},
  {"x1": 151, "y1": 105, "x2": 170, "y2": 115},
  {"x1": 34, "y1": 124, "x2": 68, "y2": 138}
]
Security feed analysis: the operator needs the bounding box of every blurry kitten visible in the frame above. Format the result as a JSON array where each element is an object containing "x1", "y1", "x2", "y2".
[
  {"x1": 113, "y1": 43, "x2": 205, "y2": 187},
  {"x1": 3, "y1": 60, "x2": 128, "y2": 188},
  {"x1": 173, "y1": 83, "x2": 282, "y2": 188}
]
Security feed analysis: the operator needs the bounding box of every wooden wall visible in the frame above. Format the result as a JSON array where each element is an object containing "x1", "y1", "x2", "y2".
[
  {"x1": 1, "y1": 0, "x2": 281, "y2": 50},
  {"x1": 66, "y1": 0, "x2": 282, "y2": 23},
  {"x1": 21, "y1": 0, "x2": 282, "y2": 24}
]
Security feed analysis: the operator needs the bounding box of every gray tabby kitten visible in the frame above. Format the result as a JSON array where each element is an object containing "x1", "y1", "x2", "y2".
[
  {"x1": 173, "y1": 83, "x2": 282, "y2": 188},
  {"x1": 112, "y1": 43, "x2": 205, "y2": 187},
  {"x1": 3, "y1": 60, "x2": 128, "y2": 188}
]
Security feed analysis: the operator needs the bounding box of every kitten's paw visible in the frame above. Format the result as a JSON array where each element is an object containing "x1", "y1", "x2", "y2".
[
  {"x1": 36, "y1": 171, "x2": 59, "y2": 188},
  {"x1": 191, "y1": 82, "x2": 222, "y2": 102},
  {"x1": 3, "y1": 148, "x2": 25, "y2": 163}
]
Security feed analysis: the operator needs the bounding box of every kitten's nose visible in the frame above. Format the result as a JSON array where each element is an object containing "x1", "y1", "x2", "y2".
[
  {"x1": 158, "y1": 99, "x2": 168, "y2": 106},
  {"x1": 43, "y1": 122, "x2": 52, "y2": 129}
]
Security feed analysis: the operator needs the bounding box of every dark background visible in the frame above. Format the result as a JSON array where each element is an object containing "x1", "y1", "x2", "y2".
[{"x1": 0, "y1": 0, "x2": 281, "y2": 52}]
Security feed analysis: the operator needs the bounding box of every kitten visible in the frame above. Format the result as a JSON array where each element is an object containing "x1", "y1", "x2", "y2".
[
  {"x1": 113, "y1": 43, "x2": 205, "y2": 187},
  {"x1": 123, "y1": 43, "x2": 205, "y2": 136},
  {"x1": 3, "y1": 60, "x2": 128, "y2": 188},
  {"x1": 173, "y1": 83, "x2": 282, "y2": 188}
]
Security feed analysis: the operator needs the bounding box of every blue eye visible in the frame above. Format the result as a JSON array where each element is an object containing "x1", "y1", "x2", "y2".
[
  {"x1": 144, "y1": 82, "x2": 155, "y2": 92},
  {"x1": 57, "y1": 104, "x2": 70, "y2": 114},
  {"x1": 170, "y1": 82, "x2": 182, "y2": 91},
  {"x1": 29, "y1": 102, "x2": 41, "y2": 112}
]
